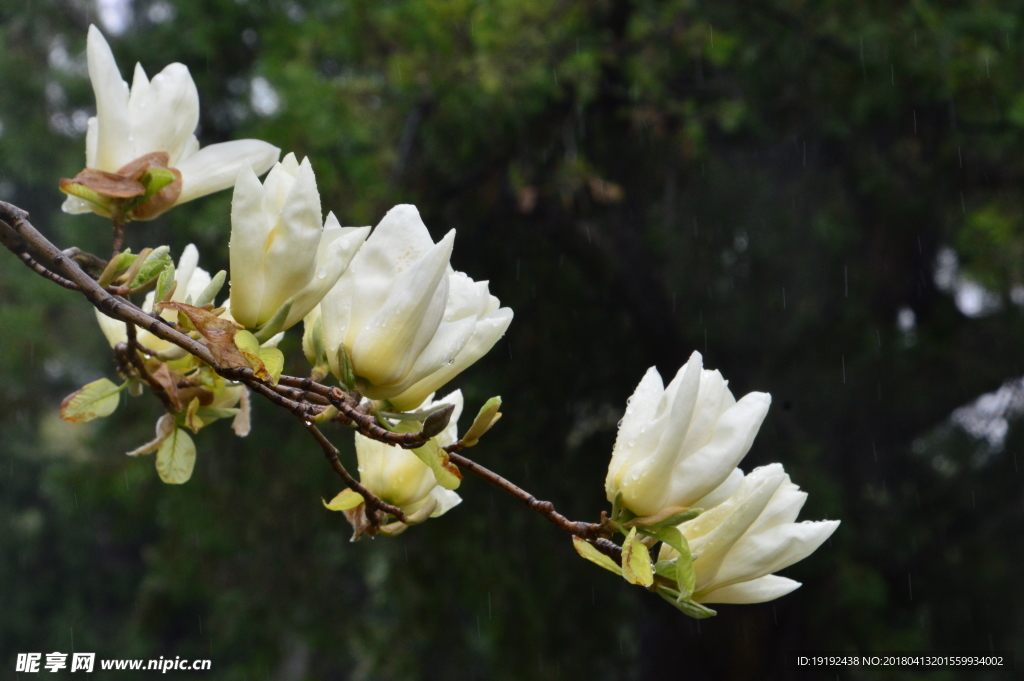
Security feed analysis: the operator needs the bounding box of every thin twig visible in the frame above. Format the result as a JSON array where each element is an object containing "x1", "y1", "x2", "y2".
[
  {"x1": 305, "y1": 423, "x2": 408, "y2": 522},
  {"x1": 0, "y1": 199, "x2": 618, "y2": 558}
]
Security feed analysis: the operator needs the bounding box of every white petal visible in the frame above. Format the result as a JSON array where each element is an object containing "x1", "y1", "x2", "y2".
[
  {"x1": 172, "y1": 244, "x2": 200, "y2": 301},
  {"x1": 87, "y1": 25, "x2": 132, "y2": 170},
  {"x1": 369, "y1": 315, "x2": 477, "y2": 402},
  {"x1": 283, "y1": 225, "x2": 370, "y2": 330},
  {"x1": 692, "y1": 467, "x2": 745, "y2": 510},
  {"x1": 85, "y1": 116, "x2": 98, "y2": 168},
  {"x1": 387, "y1": 307, "x2": 512, "y2": 412},
  {"x1": 176, "y1": 139, "x2": 281, "y2": 204},
  {"x1": 95, "y1": 308, "x2": 128, "y2": 347},
  {"x1": 713, "y1": 520, "x2": 840, "y2": 589},
  {"x1": 62, "y1": 195, "x2": 95, "y2": 215},
  {"x1": 443, "y1": 271, "x2": 491, "y2": 321},
  {"x1": 665, "y1": 391, "x2": 772, "y2": 508},
  {"x1": 746, "y1": 476, "x2": 807, "y2": 534},
  {"x1": 128, "y1": 62, "x2": 199, "y2": 167},
  {"x1": 229, "y1": 165, "x2": 272, "y2": 329},
  {"x1": 687, "y1": 469, "x2": 785, "y2": 591},
  {"x1": 606, "y1": 366, "x2": 665, "y2": 501},
  {"x1": 354, "y1": 433, "x2": 437, "y2": 508},
  {"x1": 695, "y1": 575, "x2": 801, "y2": 604},
  {"x1": 619, "y1": 352, "x2": 704, "y2": 515},
  {"x1": 427, "y1": 486, "x2": 462, "y2": 517},
  {"x1": 257, "y1": 158, "x2": 323, "y2": 325},
  {"x1": 342, "y1": 204, "x2": 439, "y2": 343},
  {"x1": 351, "y1": 230, "x2": 454, "y2": 386}
]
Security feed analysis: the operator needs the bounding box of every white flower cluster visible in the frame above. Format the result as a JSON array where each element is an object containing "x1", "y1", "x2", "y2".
[{"x1": 66, "y1": 26, "x2": 836, "y2": 615}]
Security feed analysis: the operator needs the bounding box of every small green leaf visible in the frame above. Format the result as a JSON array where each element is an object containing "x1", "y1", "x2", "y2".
[
  {"x1": 194, "y1": 270, "x2": 226, "y2": 307},
  {"x1": 130, "y1": 246, "x2": 172, "y2": 290},
  {"x1": 155, "y1": 262, "x2": 176, "y2": 303},
  {"x1": 141, "y1": 166, "x2": 177, "y2": 198},
  {"x1": 622, "y1": 527, "x2": 654, "y2": 587},
  {"x1": 623, "y1": 506, "x2": 702, "y2": 530},
  {"x1": 379, "y1": 402, "x2": 451, "y2": 422},
  {"x1": 59, "y1": 378, "x2": 125, "y2": 423},
  {"x1": 97, "y1": 249, "x2": 136, "y2": 288},
  {"x1": 336, "y1": 343, "x2": 356, "y2": 390},
  {"x1": 461, "y1": 396, "x2": 502, "y2": 447},
  {"x1": 118, "y1": 247, "x2": 152, "y2": 287},
  {"x1": 156, "y1": 427, "x2": 196, "y2": 484},
  {"x1": 234, "y1": 330, "x2": 260, "y2": 356},
  {"x1": 641, "y1": 526, "x2": 696, "y2": 598},
  {"x1": 654, "y1": 586, "x2": 717, "y2": 619},
  {"x1": 322, "y1": 488, "x2": 365, "y2": 511},
  {"x1": 253, "y1": 300, "x2": 292, "y2": 343},
  {"x1": 572, "y1": 537, "x2": 623, "y2": 576},
  {"x1": 258, "y1": 347, "x2": 284, "y2": 385},
  {"x1": 310, "y1": 312, "x2": 326, "y2": 364},
  {"x1": 195, "y1": 407, "x2": 240, "y2": 421},
  {"x1": 413, "y1": 438, "x2": 462, "y2": 489}
]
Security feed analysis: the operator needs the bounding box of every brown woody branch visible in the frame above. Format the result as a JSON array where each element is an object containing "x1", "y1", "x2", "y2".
[{"x1": 0, "y1": 199, "x2": 620, "y2": 560}]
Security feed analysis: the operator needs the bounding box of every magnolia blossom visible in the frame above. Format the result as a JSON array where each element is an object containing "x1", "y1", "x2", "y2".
[
  {"x1": 96, "y1": 243, "x2": 211, "y2": 357},
  {"x1": 606, "y1": 351, "x2": 771, "y2": 518},
  {"x1": 229, "y1": 153, "x2": 369, "y2": 332},
  {"x1": 354, "y1": 391, "x2": 464, "y2": 518},
  {"x1": 62, "y1": 25, "x2": 279, "y2": 219},
  {"x1": 317, "y1": 204, "x2": 512, "y2": 411},
  {"x1": 659, "y1": 464, "x2": 839, "y2": 604}
]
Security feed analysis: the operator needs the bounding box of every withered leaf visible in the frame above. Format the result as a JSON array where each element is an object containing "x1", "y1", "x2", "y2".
[
  {"x1": 63, "y1": 169, "x2": 145, "y2": 198},
  {"x1": 158, "y1": 301, "x2": 241, "y2": 344}
]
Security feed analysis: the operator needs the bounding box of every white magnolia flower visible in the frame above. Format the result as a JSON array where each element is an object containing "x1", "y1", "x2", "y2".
[
  {"x1": 95, "y1": 243, "x2": 212, "y2": 357},
  {"x1": 228, "y1": 153, "x2": 369, "y2": 332},
  {"x1": 62, "y1": 25, "x2": 279, "y2": 220},
  {"x1": 354, "y1": 390, "x2": 464, "y2": 518},
  {"x1": 317, "y1": 204, "x2": 512, "y2": 411},
  {"x1": 606, "y1": 351, "x2": 771, "y2": 518},
  {"x1": 659, "y1": 463, "x2": 840, "y2": 604}
]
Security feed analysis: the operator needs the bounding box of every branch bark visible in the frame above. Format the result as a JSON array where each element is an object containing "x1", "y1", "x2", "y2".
[{"x1": 0, "y1": 199, "x2": 622, "y2": 560}]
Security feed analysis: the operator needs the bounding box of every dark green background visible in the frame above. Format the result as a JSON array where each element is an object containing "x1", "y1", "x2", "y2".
[{"x1": 2, "y1": 1, "x2": 1023, "y2": 679}]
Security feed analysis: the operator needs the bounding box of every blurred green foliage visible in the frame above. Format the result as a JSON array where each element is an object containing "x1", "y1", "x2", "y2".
[{"x1": 3, "y1": 0, "x2": 1024, "y2": 679}]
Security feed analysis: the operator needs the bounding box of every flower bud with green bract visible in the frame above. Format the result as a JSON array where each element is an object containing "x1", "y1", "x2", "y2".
[
  {"x1": 354, "y1": 391, "x2": 464, "y2": 520},
  {"x1": 316, "y1": 204, "x2": 512, "y2": 410},
  {"x1": 95, "y1": 244, "x2": 213, "y2": 357},
  {"x1": 60, "y1": 25, "x2": 279, "y2": 221},
  {"x1": 228, "y1": 153, "x2": 369, "y2": 334},
  {"x1": 658, "y1": 464, "x2": 839, "y2": 604},
  {"x1": 606, "y1": 351, "x2": 771, "y2": 518}
]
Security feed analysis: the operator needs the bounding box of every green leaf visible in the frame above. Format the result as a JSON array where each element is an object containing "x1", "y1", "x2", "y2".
[
  {"x1": 59, "y1": 378, "x2": 126, "y2": 423},
  {"x1": 253, "y1": 300, "x2": 292, "y2": 342},
  {"x1": 234, "y1": 330, "x2": 260, "y2": 356},
  {"x1": 572, "y1": 537, "x2": 622, "y2": 576},
  {"x1": 413, "y1": 438, "x2": 462, "y2": 489},
  {"x1": 642, "y1": 526, "x2": 696, "y2": 598},
  {"x1": 623, "y1": 506, "x2": 702, "y2": 531},
  {"x1": 97, "y1": 249, "x2": 136, "y2": 288},
  {"x1": 258, "y1": 347, "x2": 284, "y2": 385},
  {"x1": 194, "y1": 270, "x2": 226, "y2": 307},
  {"x1": 310, "y1": 312, "x2": 326, "y2": 364},
  {"x1": 322, "y1": 488, "x2": 365, "y2": 511},
  {"x1": 130, "y1": 246, "x2": 172, "y2": 290},
  {"x1": 336, "y1": 343, "x2": 356, "y2": 390},
  {"x1": 156, "y1": 427, "x2": 196, "y2": 484},
  {"x1": 622, "y1": 527, "x2": 654, "y2": 587},
  {"x1": 460, "y1": 396, "x2": 502, "y2": 447},
  {"x1": 195, "y1": 407, "x2": 240, "y2": 422},
  {"x1": 141, "y1": 166, "x2": 177, "y2": 199},
  {"x1": 155, "y1": 262, "x2": 176, "y2": 303},
  {"x1": 654, "y1": 586, "x2": 717, "y2": 619}
]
